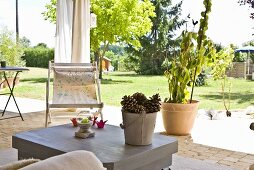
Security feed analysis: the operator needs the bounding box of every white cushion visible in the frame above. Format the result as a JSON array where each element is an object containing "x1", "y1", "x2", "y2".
[
  {"x1": 0, "y1": 159, "x2": 39, "y2": 170},
  {"x1": 21, "y1": 151, "x2": 106, "y2": 170}
]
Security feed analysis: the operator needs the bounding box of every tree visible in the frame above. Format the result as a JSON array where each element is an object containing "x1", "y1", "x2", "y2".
[
  {"x1": 35, "y1": 43, "x2": 48, "y2": 48},
  {"x1": 105, "y1": 45, "x2": 127, "y2": 70},
  {"x1": 19, "y1": 36, "x2": 31, "y2": 48},
  {"x1": 107, "y1": 45, "x2": 124, "y2": 56},
  {"x1": 0, "y1": 28, "x2": 25, "y2": 69},
  {"x1": 42, "y1": 0, "x2": 57, "y2": 24},
  {"x1": 242, "y1": 40, "x2": 254, "y2": 62},
  {"x1": 126, "y1": 0, "x2": 186, "y2": 75},
  {"x1": 238, "y1": 0, "x2": 254, "y2": 19},
  {"x1": 210, "y1": 47, "x2": 234, "y2": 116},
  {"x1": 43, "y1": 0, "x2": 155, "y2": 79},
  {"x1": 91, "y1": 0, "x2": 155, "y2": 78}
]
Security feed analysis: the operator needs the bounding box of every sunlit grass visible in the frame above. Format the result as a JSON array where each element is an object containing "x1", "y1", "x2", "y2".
[{"x1": 5, "y1": 67, "x2": 254, "y2": 110}]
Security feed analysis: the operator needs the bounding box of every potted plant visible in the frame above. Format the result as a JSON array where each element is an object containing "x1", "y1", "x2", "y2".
[
  {"x1": 161, "y1": 0, "x2": 214, "y2": 135},
  {"x1": 120, "y1": 92, "x2": 161, "y2": 145}
]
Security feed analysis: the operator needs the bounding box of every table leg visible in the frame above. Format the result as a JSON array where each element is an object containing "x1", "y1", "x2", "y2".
[{"x1": 1, "y1": 71, "x2": 24, "y2": 121}]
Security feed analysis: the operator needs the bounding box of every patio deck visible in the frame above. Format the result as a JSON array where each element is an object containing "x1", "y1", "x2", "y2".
[{"x1": 0, "y1": 96, "x2": 253, "y2": 169}]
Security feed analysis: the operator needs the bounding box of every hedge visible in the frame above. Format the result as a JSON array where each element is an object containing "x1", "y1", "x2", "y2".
[{"x1": 22, "y1": 47, "x2": 54, "y2": 68}]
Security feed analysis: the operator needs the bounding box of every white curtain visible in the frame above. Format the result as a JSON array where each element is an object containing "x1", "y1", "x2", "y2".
[
  {"x1": 54, "y1": 0, "x2": 73, "y2": 63},
  {"x1": 55, "y1": 0, "x2": 91, "y2": 63},
  {"x1": 71, "y1": 0, "x2": 90, "y2": 63}
]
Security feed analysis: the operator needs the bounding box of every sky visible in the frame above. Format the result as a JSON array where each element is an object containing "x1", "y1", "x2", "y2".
[
  {"x1": 178, "y1": 0, "x2": 254, "y2": 46},
  {"x1": 0, "y1": 0, "x2": 55, "y2": 47},
  {"x1": 0, "y1": 0, "x2": 254, "y2": 47}
]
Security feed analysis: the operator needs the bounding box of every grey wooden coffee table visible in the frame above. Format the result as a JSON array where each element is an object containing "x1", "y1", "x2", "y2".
[{"x1": 12, "y1": 124, "x2": 178, "y2": 170}]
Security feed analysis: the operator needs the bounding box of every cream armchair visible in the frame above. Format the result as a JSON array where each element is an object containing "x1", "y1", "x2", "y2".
[{"x1": 0, "y1": 150, "x2": 106, "y2": 170}]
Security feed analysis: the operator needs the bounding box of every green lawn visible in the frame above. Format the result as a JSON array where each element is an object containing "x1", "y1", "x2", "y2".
[{"x1": 7, "y1": 67, "x2": 254, "y2": 110}]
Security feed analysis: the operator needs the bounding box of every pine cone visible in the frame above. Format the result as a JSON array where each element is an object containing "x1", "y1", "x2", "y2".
[
  {"x1": 121, "y1": 95, "x2": 138, "y2": 112},
  {"x1": 132, "y1": 92, "x2": 147, "y2": 105},
  {"x1": 144, "y1": 94, "x2": 161, "y2": 113},
  {"x1": 149, "y1": 93, "x2": 161, "y2": 104},
  {"x1": 132, "y1": 105, "x2": 145, "y2": 114},
  {"x1": 121, "y1": 93, "x2": 161, "y2": 114},
  {"x1": 144, "y1": 100, "x2": 160, "y2": 113}
]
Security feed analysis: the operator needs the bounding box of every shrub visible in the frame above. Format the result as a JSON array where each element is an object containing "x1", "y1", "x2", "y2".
[
  {"x1": 195, "y1": 72, "x2": 207, "y2": 86},
  {"x1": 23, "y1": 47, "x2": 54, "y2": 68},
  {"x1": 250, "y1": 53, "x2": 254, "y2": 63},
  {"x1": 0, "y1": 28, "x2": 25, "y2": 77},
  {"x1": 233, "y1": 52, "x2": 247, "y2": 62},
  {"x1": 0, "y1": 28, "x2": 25, "y2": 67}
]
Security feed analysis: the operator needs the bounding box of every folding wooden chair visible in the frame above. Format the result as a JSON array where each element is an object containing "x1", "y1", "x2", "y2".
[{"x1": 45, "y1": 61, "x2": 103, "y2": 127}]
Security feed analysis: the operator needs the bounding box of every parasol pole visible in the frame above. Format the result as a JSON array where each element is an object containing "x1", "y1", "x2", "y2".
[{"x1": 248, "y1": 50, "x2": 250, "y2": 75}]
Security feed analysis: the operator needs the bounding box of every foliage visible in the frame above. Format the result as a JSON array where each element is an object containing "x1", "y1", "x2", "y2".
[
  {"x1": 0, "y1": 28, "x2": 25, "y2": 72},
  {"x1": 210, "y1": 47, "x2": 234, "y2": 114},
  {"x1": 228, "y1": 43, "x2": 247, "y2": 62},
  {"x1": 195, "y1": 72, "x2": 207, "y2": 86},
  {"x1": 43, "y1": 0, "x2": 155, "y2": 79},
  {"x1": 23, "y1": 47, "x2": 54, "y2": 68},
  {"x1": 104, "y1": 51, "x2": 118, "y2": 70},
  {"x1": 19, "y1": 36, "x2": 31, "y2": 48},
  {"x1": 242, "y1": 40, "x2": 254, "y2": 62},
  {"x1": 42, "y1": 0, "x2": 57, "y2": 24},
  {"x1": 104, "y1": 50, "x2": 139, "y2": 71},
  {"x1": 34, "y1": 43, "x2": 48, "y2": 48},
  {"x1": 91, "y1": 0, "x2": 155, "y2": 50},
  {"x1": 214, "y1": 43, "x2": 224, "y2": 52},
  {"x1": 210, "y1": 48, "x2": 234, "y2": 80},
  {"x1": 120, "y1": 54, "x2": 139, "y2": 71},
  {"x1": 250, "y1": 53, "x2": 254, "y2": 62},
  {"x1": 107, "y1": 45, "x2": 125, "y2": 55},
  {"x1": 126, "y1": 0, "x2": 186, "y2": 75},
  {"x1": 238, "y1": 0, "x2": 254, "y2": 19},
  {"x1": 91, "y1": 0, "x2": 155, "y2": 78},
  {"x1": 103, "y1": 45, "x2": 129, "y2": 71},
  {"x1": 164, "y1": 0, "x2": 214, "y2": 103},
  {"x1": 233, "y1": 52, "x2": 247, "y2": 62}
]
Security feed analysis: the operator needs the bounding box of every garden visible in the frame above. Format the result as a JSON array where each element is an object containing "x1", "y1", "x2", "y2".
[
  {"x1": 0, "y1": 0, "x2": 254, "y2": 169},
  {"x1": 3, "y1": 67, "x2": 253, "y2": 110},
  {"x1": 0, "y1": 25, "x2": 253, "y2": 112}
]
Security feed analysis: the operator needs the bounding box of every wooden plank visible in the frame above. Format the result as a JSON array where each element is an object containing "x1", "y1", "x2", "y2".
[
  {"x1": 49, "y1": 103, "x2": 103, "y2": 108},
  {"x1": 53, "y1": 63, "x2": 93, "y2": 67}
]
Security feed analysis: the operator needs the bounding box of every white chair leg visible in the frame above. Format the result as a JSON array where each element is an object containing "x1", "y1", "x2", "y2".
[
  {"x1": 45, "y1": 108, "x2": 52, "y2": 127},
  {"x1": 98, "y1": 108, "x2": 103, "y2": 120}
]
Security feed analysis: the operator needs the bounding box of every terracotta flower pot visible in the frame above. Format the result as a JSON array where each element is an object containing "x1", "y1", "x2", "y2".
[
  {"x1": 121, "y1": 111, "x2": 157, "y2": 146},
  {"x1": 161, "y1": 100, "x2": 199, "y2": 135}
]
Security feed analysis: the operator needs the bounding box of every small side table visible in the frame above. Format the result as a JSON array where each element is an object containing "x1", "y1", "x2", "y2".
[{"x1": 0, "y1": 66, "x2": 29, "y2": 120}]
